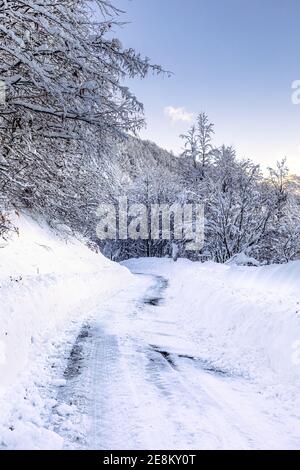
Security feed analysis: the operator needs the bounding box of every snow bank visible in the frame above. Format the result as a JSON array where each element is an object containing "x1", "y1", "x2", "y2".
[
  {"x1": 124, "y1": 258, "x2": 300, "y2": 389},
  {"x1": 224, "y1": 261, "x2": 300, "y2": 298},
  {"x1": 0, "y1": 213, "x2": 133, "y2": 402}
]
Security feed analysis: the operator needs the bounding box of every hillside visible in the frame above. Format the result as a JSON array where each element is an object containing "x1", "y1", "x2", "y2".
[{"x1": 1, "y1": 215, "x2": 300, "y2": 449}]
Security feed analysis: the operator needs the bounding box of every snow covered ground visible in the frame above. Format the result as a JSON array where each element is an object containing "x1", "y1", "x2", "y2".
[
  {"x1": 1, "y1": 214, "x2": 300, "y2": 449},
  {"x1": 0, "y1": 213, "x2": 146, "y2": 449},
  {"x1": 122, "y1": 258, "x2": 300, "y2": 449}
]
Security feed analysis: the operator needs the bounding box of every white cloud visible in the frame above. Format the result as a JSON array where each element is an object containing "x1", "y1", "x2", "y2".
[{"x1": 164, "y1": 106, "x2": 194, "y2": 123}]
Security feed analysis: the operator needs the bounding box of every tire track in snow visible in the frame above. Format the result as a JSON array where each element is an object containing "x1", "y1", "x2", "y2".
[{"x1": 48, "y1": 270, "x2": 300, "y2": 450}]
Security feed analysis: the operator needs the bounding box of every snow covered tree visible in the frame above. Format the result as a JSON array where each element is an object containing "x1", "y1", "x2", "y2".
[
  {"x1": 197, "y1": 112, "x2": 215, "y2": 177},
  {"x1": 256, "y1": 159, "x2": 300, "y2": 263},
  {"x1": 180, "y1": 112, "x2": 215, "y2": 178},
  {"x1": 205, "y1": 146, "x2": 272, "y2": 262},
  {"x1": 0, "y1": 0, "x2": 164, "y2": 217},
  {"x1": 268, "y1": 159, "x2": 289, "y2": 219},
  {"x1": 180, "y1": 125, "x2": 199, "y2": 168}
]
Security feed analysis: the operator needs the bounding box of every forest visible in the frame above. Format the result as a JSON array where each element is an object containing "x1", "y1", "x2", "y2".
[{"x1": 1, "y1": 0, "x2": 299, "y2": 265}]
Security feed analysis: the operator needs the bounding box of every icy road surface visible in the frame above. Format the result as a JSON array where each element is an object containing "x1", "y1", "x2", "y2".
[{"x1": 46, "y1": 260, "x2": 300, "y2": 450}]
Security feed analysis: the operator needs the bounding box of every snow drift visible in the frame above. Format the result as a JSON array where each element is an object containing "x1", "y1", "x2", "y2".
[
  {"x1": 125, "y1": 258, "x2": 300, "y2": 389},
  {"x1": 1, "y1": 215, "x2": 300, "y2": 449},
  {"x1": 0, "y1": 213, "x2": 134, "y2": 412}
]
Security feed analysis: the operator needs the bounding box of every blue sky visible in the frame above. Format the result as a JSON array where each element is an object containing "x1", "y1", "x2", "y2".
[{"x1": 111, "y1": 0, "x2": 300, "y2": 174}]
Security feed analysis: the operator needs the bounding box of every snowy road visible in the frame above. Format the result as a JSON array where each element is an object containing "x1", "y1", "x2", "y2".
[{"x1": 48, "y1": 261, "x2": 300, "y2": 450}]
